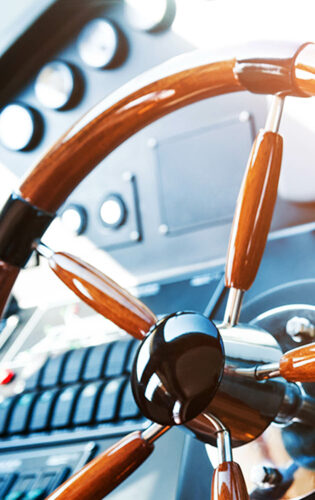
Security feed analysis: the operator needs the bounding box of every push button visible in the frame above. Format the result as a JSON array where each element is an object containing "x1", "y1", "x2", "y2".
[
  {"x1": 104, "y1": 341, "x2": 130, "y2": 378},
  {"x1": 125, "y1": 340, "x2": 139, "y2": 373},
  {"x1": 32, "y1": 466, "x2": 69, "y2": 496},
  {"x1": 29, "y1": 389, "x2": 58, "y2": 431},
  {"x1": 4, "y1": 492, "x2": 24, "y2": 500},
  {"x1": 0, "y1": 474, "x2": 16, "y2": 497},
  {"x1": 73, "y1": 382, "x2": 102, "y2": 426},
  {"x1": 24, "y1": 369, "x2": 42, "y2": 392},
  {"x1": 50, "y1": 386, "x2": 81, "y2": 428},
  {"x1": 8, "y1": 393, "x2": 37, "y2": 434},
  {"x1": 82, "y1": 344, "x2": 110, "y2": 381},
  {"x1": 96, "y1": 378, "x2": 125, "y2": 422},
  {"x1": 0, "y1": 397, "x2": 16, "y2": 434},
  {"x1": 41, "y1": 353, "x2": 68, "y2": 388},
  {"x1": 9, "y1": 473, "x2": 36, "y2": 494},
  {"x1": 61, "y1": 348, "x2": 89, "y2": 385},
  {"x1": 24, "y1": 489, "x2": 45, "y2": 499},
  {"x1": 119, "y1": 381, "x2": 140, "y2": 420}
]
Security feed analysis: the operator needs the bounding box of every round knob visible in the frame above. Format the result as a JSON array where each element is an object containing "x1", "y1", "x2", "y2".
[
  {"x1": 100, "y1": 195, "x2": 127, "y2": 228},
  {"x1": 77, "y1": 18, "x2": 120, "y2": 69},
  {"x1": 35, "y1": 61, "x2": 78, "y2": 110},
  {"x1": 61, "y1": 204, "x2": 87, "y2": 235},
  {"x1": 286, "y1": 316, "x2": 315, "y2": 342},
  {"x1": 131, "y1": 311, "x2": 224, "y2": 426},
  {"x1": 0, "y1": 103, "x2": 40, "y2": 151}
]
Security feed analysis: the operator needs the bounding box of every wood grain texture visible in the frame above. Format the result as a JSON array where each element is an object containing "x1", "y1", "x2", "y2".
[
  {"x1": 19, "y1": 59, "x2": 243, "y2": 213},
  {"x1": 47, "y1": 431, "x2": 154, "y2": 500},
  {"x1": 48, "y1": 251, "x2": 157, "y2": 340},
  {"x1": 0, "y1": 260, "x2": 19, "y2": 318},
  {"x1": 225, "y1": 130, "x2": 283, "y2": 291},
  {"x1": 280, "y1": 343, "x2": 315, "y2": 382},
  {"x1": 211, "y1": 461, "x2": 249, "y2": 500},
  {"x1": 294, "y1": 43, "x2": 315, "y2": 96}
]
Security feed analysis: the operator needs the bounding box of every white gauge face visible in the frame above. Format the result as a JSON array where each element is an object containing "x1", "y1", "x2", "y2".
[
  {"x1": 0, "y1": 104, "x2": 35, "y2": 151},
  {"x1": 124, "y1": 0, "x2": 169, "y2": 31},
  {"x1": 77, "y1": 18, "x2": 119, "y2": 69},
  {"x1": 35, "y1": 61, "x2": 75, "y2": 110},
  {"x1": 61, "y1": 207, "x2": 84, "y2": 235},
  {"x1": 100, "y1": 196, "x2": 126, "y2": 228}
]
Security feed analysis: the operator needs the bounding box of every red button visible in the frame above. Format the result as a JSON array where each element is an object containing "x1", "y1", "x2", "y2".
[{"x1": 0, "y1": 369, "x2": 15, "y2": 385}]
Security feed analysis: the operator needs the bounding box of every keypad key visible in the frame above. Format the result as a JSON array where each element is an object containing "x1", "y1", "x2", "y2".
[
  {"x1": 29, "y1": 389, "x2": 59, "y2": 432},
  {"x1": 61, "y1": 349, "x2": 89, "y2": 385},
  {"x1": 24, "y1": 489, "x2": 45, "y2": 499},
  {"x1": 0, "y1": 397, "x2": 16, "y2": 434},
  {"x1": 32, "y1": 466, "x2": 69, "y2": 496},
  {"x1": 104, "y1": 342, "x2": 130, "y2": 378},
  {"x1": 4, "y1": 492, "x2": 24, "y2": 500},
  {"x1": 119, "y1": 381, "x2": 140, "y2": 419},
  {"x1": 73, "y1": 382, "x2": 102, "y2": 426},
  {"x1": 24, "y1": 368, "x2": 42, "y2": 392},
  {"x1": 125, "y1": 340, "x2": 139, "y2": 373},
  {"x1": 0, "y1": 474, "x2": 16, "y2": 497},
  {"x1": 96, "y1": 378, "x2": 125, "y2": 422},
  {"x1": 10, "y1": 473, "x2": 36, "y2": 493},
  {"x1": 8, "y1": 393, "x2": 37, "y2": 434},
  {"x1": 82, "y1": 344, "x2": 110, "y2": 381},
  {"x1": 40, "y1": 353, "x2": 68, "y2": 388},
  {"x1": 50, "y1": 386, "x2": 81, "y2": 428}
]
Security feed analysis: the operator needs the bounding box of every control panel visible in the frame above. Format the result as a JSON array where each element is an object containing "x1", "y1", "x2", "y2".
[{"x1": 0, "y1": 0, "x2": 271, "y2": 282}]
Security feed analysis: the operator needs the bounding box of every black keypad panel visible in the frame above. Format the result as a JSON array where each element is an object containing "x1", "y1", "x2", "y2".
[
  {"x1": 0, "y1": 339, "x2": 142, "y2": 438},
  {"x1": 0, "y1": 338, "x2": 143, "y2": 438}
]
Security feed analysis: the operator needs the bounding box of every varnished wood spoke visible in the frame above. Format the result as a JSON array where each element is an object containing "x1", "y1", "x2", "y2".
[
  {"x1": 280, "y1": 343, "x2": 315, "y2": 382},
  {"x1": 225, "y1": 130, "x2": 283, "y2": 291},
  {"x1": 211, "y1": 461, "x2": 249, "y2": 500},
  {"x1": 47, "y1": 431, "x2": 154, "y2": 500},
  {"x1": 48, "y1": 251, "x2": 157, "y2": 340}
]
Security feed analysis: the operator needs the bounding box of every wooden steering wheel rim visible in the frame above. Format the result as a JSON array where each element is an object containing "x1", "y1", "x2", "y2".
[
  {"x1": 17, "y1": 42, "x2": 315, "y2": 213},
  {"x1": 0, "y1": 41, "x2": 315, "y2": 313}
]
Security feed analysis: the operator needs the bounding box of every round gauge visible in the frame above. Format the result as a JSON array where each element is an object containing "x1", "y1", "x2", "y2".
[
  {"x1": 77, "y1": 18, "x2": 120, "y2": 69},
  {"x1": 0, "y1": 103, "x2": 38, "y2": 151},
  {"x1": 100, "y1": 195, "x2": 127, "y2": 228},
  {"x1": 124, "y1": 0, "x2": 173, "y2": 32},
  {"x1": 35, "y1": 61, "x2": 76, "y2": 110},
  {"x1": 61, "y1": 205, "x2": 87, "y2": 235}
]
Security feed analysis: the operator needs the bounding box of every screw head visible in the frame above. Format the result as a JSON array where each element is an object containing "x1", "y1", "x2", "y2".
[{"x1": 286, "y1": 316, "x2": 315, "y2": 342}]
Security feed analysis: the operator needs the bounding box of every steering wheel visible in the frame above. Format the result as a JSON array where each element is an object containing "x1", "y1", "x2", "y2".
[{"x1": 0, "y1": 40, "x2": 315, "y2": 500}]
